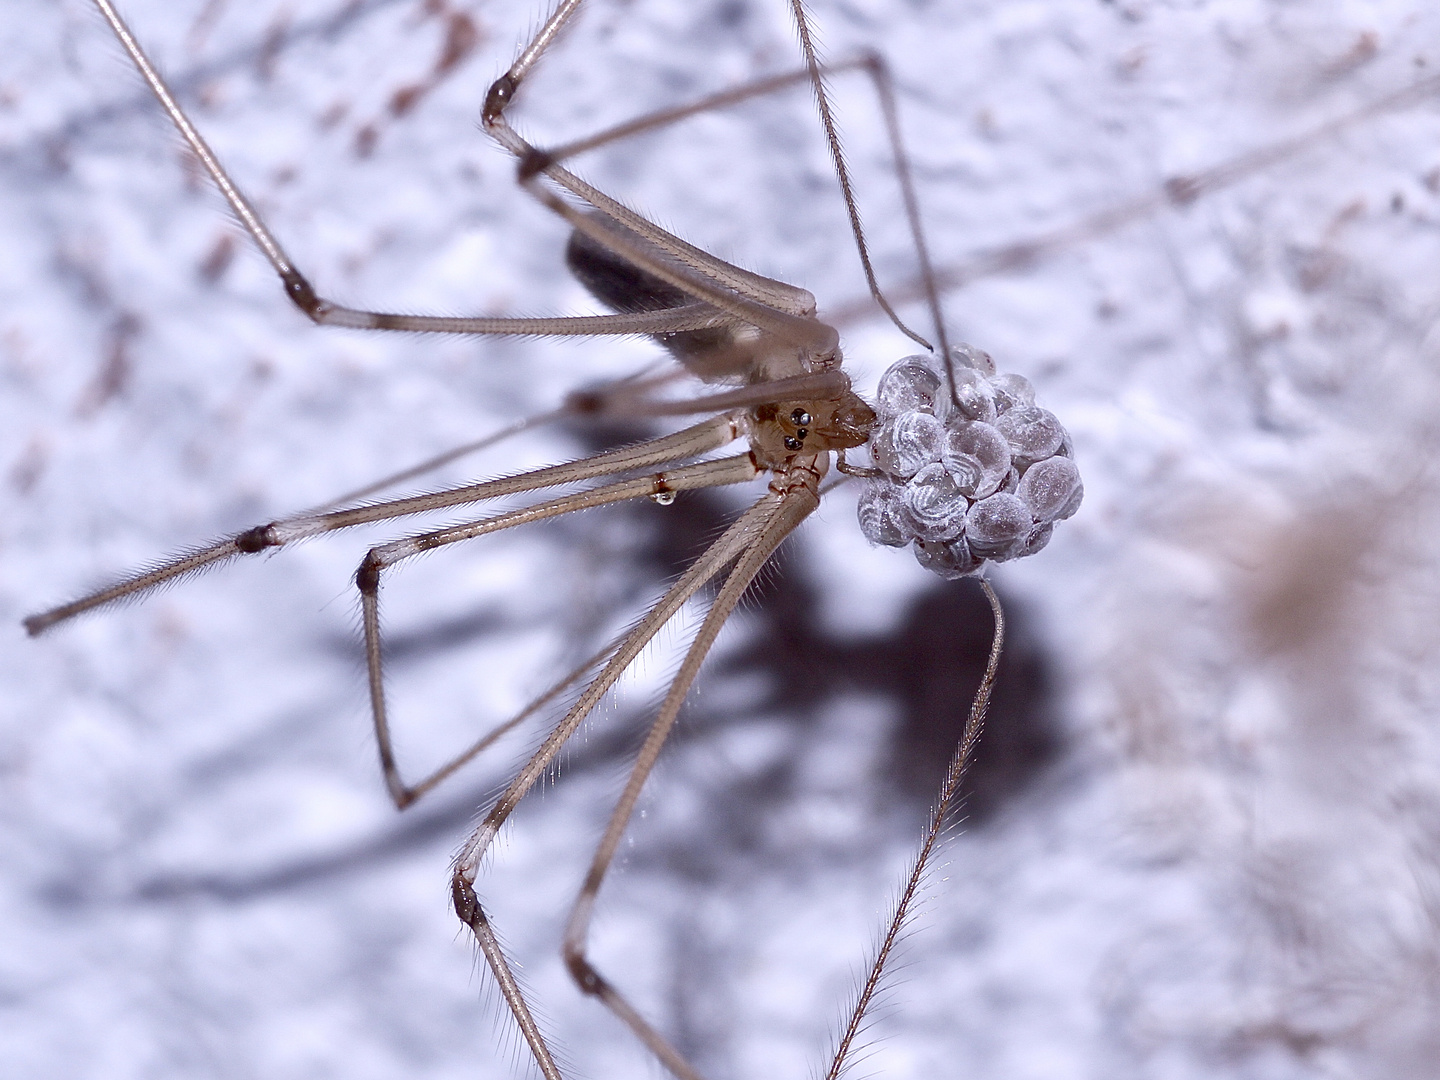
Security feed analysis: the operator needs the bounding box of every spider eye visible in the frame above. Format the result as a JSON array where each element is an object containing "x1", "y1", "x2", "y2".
[
  {"x1": 783, "y1": 436, "x2": 802, "y2": 451},
  {"x1": 790, "y1": 408, "x2": 812, "y2": 426}
]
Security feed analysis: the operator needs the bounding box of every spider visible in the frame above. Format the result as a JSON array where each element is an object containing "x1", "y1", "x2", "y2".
[{"x1": 24, "y1": 1, "x2": 1085, "y2": 1076}]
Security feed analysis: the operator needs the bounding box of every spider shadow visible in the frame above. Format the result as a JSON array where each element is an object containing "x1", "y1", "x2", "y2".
[
  {"x1": 565, "y1": 473, "x2": 1062, "y2": 836},
  {"x1": 542, "y1": 417, "x2": 1063, "y2": 866}
]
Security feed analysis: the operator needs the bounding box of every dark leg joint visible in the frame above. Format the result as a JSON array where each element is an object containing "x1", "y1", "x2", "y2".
[
  {"x1": 1165, "y1": 174, "x2": 1202, "y2": 206},
  {"x1": 23, "y1": 613, "x2": 54, "y2": 638},
  {"x1": 356, "y1": 553, "x2": 381, "y2": 595},
  {"x1": 482, "y1": 74, "x2": 518, "y2": 126},
  {"x1": 281, "y1": 269, "x2": 323, "y2": 320},
  {"x1": 235, "y1": 525, "x2": 277, "y2": 554},
  {"x1": 563, "y1": 949, "x2": 605, "y2": 997},
  {"x1": 563, "y1": 388, "x2": 605, "y2": 415},
  {"x1": 517, "y1": 147, "x2": 553, "y2": 183},
  {"x1": 452, "y1": 874, "x2": 482, "y2": 925}
]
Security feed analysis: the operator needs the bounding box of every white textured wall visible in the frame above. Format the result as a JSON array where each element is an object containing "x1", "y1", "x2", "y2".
[{"x1": 4, "y1": 2, "x2": 1440, "y2": 1078}]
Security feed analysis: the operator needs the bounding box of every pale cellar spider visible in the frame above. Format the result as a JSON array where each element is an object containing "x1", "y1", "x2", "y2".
[{"x1": 10, "y1": 1, "x2": 1440, "y2": 1078}]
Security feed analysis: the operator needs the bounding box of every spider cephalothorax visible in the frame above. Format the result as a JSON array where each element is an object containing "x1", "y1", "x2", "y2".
[{"x1": 747, "y1": 386, "x2": 876, "y2": 468}]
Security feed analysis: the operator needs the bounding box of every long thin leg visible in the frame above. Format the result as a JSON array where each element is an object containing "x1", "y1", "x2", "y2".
[
  {"x1": 96, "y1": 0, "x2": 940, "y2": 374},
  {"x1": 787, "y1": 0, "x2": 943, "y2": 357},
  {"x1": 547, "y1": 47, "x2": 955, "y2": 411},
  {"x1": 446, "y1": 490, "x2": 789, "y2": 1080},
  {"x1": 478, "y1": 4, "x2": 842, "y2": 360},
  {"x1": 559, "y1": 475, "x2": 821, "y2": 1080},
  {"x1": 320, "y1": 361, "x2": 678, "y2": 507},
  {"x1": 24, "y1": 414, "x2": 741, "y2": 635},
  {"x1": 382, "y1": 637, "x2": 616, "y2": 811},
  {"x1": 609, "y1": 370, "x2": 851, "y2": 419},
  {"x1": 826, "y1": 579, "x2": 1006, "y2": 1080},
  {"x1": 480, "y1": 0, "x2": 816, "y2": 321},
  {"x1": 528, "y1": 36, "x2": 949, "y2": 368},
  {"x1": 357, "y1": 455, "x2": 761, "y2": 808},
  {"x1": 88, "y1": 0, "x2": 739, "y2": 340},
  {"x1": 501, "y1": 147, "x2": 841, "y2": 361},
  {"x1": 481, "y1": 5, "x2": 945, "y2": 367},
  {"x1": 317, "y1": 405, "x2": 572, "y2": 510}
]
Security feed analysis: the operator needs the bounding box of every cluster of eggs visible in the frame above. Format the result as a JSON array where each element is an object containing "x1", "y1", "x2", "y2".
[{"x1": 857, "y1": 345, "x2": 1082, "y2": 579}]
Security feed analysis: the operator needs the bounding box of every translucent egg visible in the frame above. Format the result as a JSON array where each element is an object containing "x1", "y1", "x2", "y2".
[
  {"x1": 949, "y1": 342, "x2": 996, "y2": 377},
  {"x1": 876, "y1": 357, "x2": 945, "y2": 418},
  {"x1": 994, "y1": 405, "x2": 1064, "y2": 465},
  {"x1": 965, "y1": 491, "x2": 1031, "y2": 557},
  {"x1": 1015, "y1": 456, "x2": 1083, "y2": 523},
  {"x1": 941, "y1": 420, "x2": 1011, "y2": 499},
  {"x1": 902, "y1": 463, "x2": 970, "y2": 542},
  {"x1": 872, "y1": 410, "x2": 944, "y2": 479},
  {"x1": 946, "y1": 366, "x2": 998, "y2": 423},
  {"x1": 856, "y1": 481, "x2": 914, "y2": 547},
  {"x1": 989, "y1": 372, "x2": 1035, "y2": 414},
  {"x1": 913, "y1": 536, "x2": 981, "y2": 580}
]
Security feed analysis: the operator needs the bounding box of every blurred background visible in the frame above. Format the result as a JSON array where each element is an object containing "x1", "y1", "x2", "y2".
[{"x1": 3, "y1": 1, "x2": 1439, "y2": 1077}]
